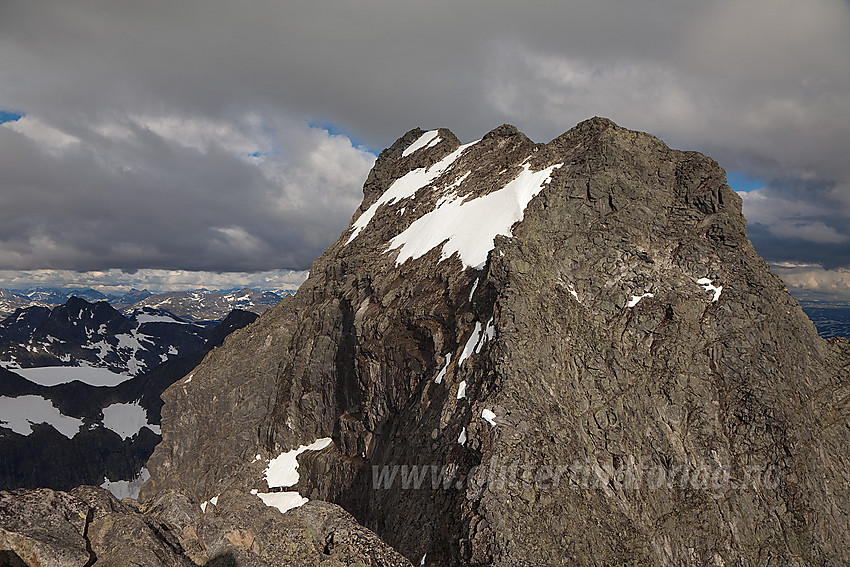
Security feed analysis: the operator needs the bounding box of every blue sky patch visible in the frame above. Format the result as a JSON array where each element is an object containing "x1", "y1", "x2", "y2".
[
  {"x1": 727, "y1": 171, "x2": 765, "y2": 193},
  {"x1": 0, "y1": 110, "x2": 24, "y2": 124}
]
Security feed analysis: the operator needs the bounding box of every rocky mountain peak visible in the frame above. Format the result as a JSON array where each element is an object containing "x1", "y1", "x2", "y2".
[
  {"x1": 482, "y1": 123, "x2": 522, "y2": 139},
  {"x1": 4, "y1": 118, "x2": 849, "y2": 566},
  {"x1": 137, "y1": 118, "x2": 850, "y2": 566},
  {"x1": 136, "y1": 118, "x2": 850, "y2": 565}
]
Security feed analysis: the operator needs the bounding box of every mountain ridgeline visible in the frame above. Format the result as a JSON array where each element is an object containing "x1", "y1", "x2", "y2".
[
  {"x1": 0, "y1": 287, "x2": 287, "y2": 323},
  {"x1": 3, "y1": 118, "x2": 850, "y2": 566}
]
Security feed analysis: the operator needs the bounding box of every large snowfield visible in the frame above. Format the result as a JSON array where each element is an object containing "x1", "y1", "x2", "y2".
[
  {"x1": 11, "y1": 365, "x2": 132, "y2": 387},
  {"x1": 0, "y1": 394, "x2": 83, "y2": 438}
]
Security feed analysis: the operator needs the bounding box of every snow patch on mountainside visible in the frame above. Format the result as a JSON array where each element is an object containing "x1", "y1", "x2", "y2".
[
  {"x1": 102, "y1": 401, "x2": 161, "y2": 440},
  {"x1": 388, "y1": 162, "x2": 563, "y2": 269},
  {"x1": 135, "y1": 312, "x2": 188, "y2": 325},
  {"x1": 11, "y1": 365, "x2": 130, "y2": 387},
  {"x1": 253, "y1": 437, "x2": 334, "y2": 515},
  {"x1": 200, "y1": 495, "x2": 220, "y2": 512},
  {"x1": 85, "y1": 340, "x2": 112, "y2": 360},
  {"x1": 627, "y1": 293, "x2": 654, "y2": 307},
  {"x1": 434, "y1": 352, "x2": 451, "y2": 384},
  {"x1": 0, "y1": 395, "x2": 83, "y2": 438},
  {"x1": 457, "y1": 380, "x2": 467, "y2": 399},
  {"x1": 346, "y1": 141, "x2": 478, "y2": 244},
  {"x1": 481, "y1": 408, "x2": 498, "y2": 426},
  {"x1": 458, "y1": 317, "x2": 495, "y2": 367},
  {"x1": 469, "y1": 277, "x2": 479, "y2": 302},
  {"x1": 264, "y1": 437, "x2": 333, "y2": 489},
  {"x1": 459, "y1": 322, "x2": 483, "y2": 366},
  {"x1": 256, "y1": 491, "x2": 308, "y2": 514},
  {"x1": 114, "y1": 329, "x2": 155, "y2": 375},
  {"x1": 402, "y1": 130, "x2": 441, "y2": 157},
  {"x1": 697, "y1": 278, "x2": 723, "y2": 302},
  {"x1": 100, "y1": 467, "x2": 151, "y2": 500}
]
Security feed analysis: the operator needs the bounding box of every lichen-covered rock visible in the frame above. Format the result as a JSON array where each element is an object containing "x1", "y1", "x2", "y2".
[
  {"x1": 0, "y1": 488, "x2": 91, "y2": 567},
  {"x1": 136, "y1": 118, "x2": 850, "y2": 566}
]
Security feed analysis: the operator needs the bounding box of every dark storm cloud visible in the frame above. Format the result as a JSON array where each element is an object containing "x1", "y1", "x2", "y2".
[
  {"x1": 0, "y1": 114, "x2": 373, "y2": 270},
  {"x1": 0, "y1": 0, "x2": 848, "y2": 290}
]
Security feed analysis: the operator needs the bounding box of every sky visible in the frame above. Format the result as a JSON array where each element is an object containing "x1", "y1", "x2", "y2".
[{"x1": 1, "y1": 0, "x2": 849, "y2": 298}]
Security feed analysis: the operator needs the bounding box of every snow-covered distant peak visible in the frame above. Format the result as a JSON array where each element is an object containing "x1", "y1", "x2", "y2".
[{"x1": 134, "y1": 311, "x2": 189, "y2": 325}]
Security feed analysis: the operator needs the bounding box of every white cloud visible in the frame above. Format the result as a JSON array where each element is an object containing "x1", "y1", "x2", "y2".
[
  {"x1": 213, "y1": 226, "x2": 265, "y2": 254},
  {"x1": 769, "y1": 221, "x2": 848, "y2": 246},
  {"x1": 4, "y1": 116, "x2": 79, "y2": 151},
  {"x1": 0, "y1": 268, "x2": 308, "y2": 293},
  {"x1": 132, "y1": 113, "x2": 270, "y2": 155},
  {"x1": 0, "y1": 113, "x2": 375, "y2": 271},
  {"x1": 773, "y1": 265, "x2": 850, "y2": 301},
  {"x1": 486, "y1": 47, "x2": 703, "y2": 135}
]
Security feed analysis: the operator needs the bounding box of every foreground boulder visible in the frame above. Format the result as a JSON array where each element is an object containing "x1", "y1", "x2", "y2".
[{"x1": 0, "y1": 486, "x2": 411, "y2": 566}]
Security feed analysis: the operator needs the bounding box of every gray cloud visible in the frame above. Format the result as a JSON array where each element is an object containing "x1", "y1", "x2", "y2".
[
  {"x1": 0, "y1": 0, "x2": 848, "y2": 289},
  {"x1": 0, "y1": 112, "x2": 373, "y2": 271}
]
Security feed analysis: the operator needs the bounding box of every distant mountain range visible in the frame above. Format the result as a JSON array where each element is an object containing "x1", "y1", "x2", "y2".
[
  {"x1": 118, "y1": 288, "x2": 285, "y2": 322},
  {"x1": 0, "y1": 286, "x2": 293, "y2": 322},
  {"x1": 3, "y1": 285, "x2": 846, "y2": 339},
  {"x1": 0, "y1": 298, "x2": 214, "y2": 375},
  {"x1": 0, "y1": 295, "x2": 260, "y2": 496},
  {"x1": 0, "y1": 287, "x2": 294, "y2": 497}
]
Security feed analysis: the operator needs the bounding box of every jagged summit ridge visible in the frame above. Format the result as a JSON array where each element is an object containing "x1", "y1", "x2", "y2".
[
  {"x1": 347, "y1": 125, "x2": 565, "y2": 269},
  {"x1": 127, "y1": 118, "x2": 850, "y2": 565}
]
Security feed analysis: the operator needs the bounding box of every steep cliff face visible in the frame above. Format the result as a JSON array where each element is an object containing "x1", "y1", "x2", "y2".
[{"x1": 142, "y1": 118, "x2": 850, "y2": 566}]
